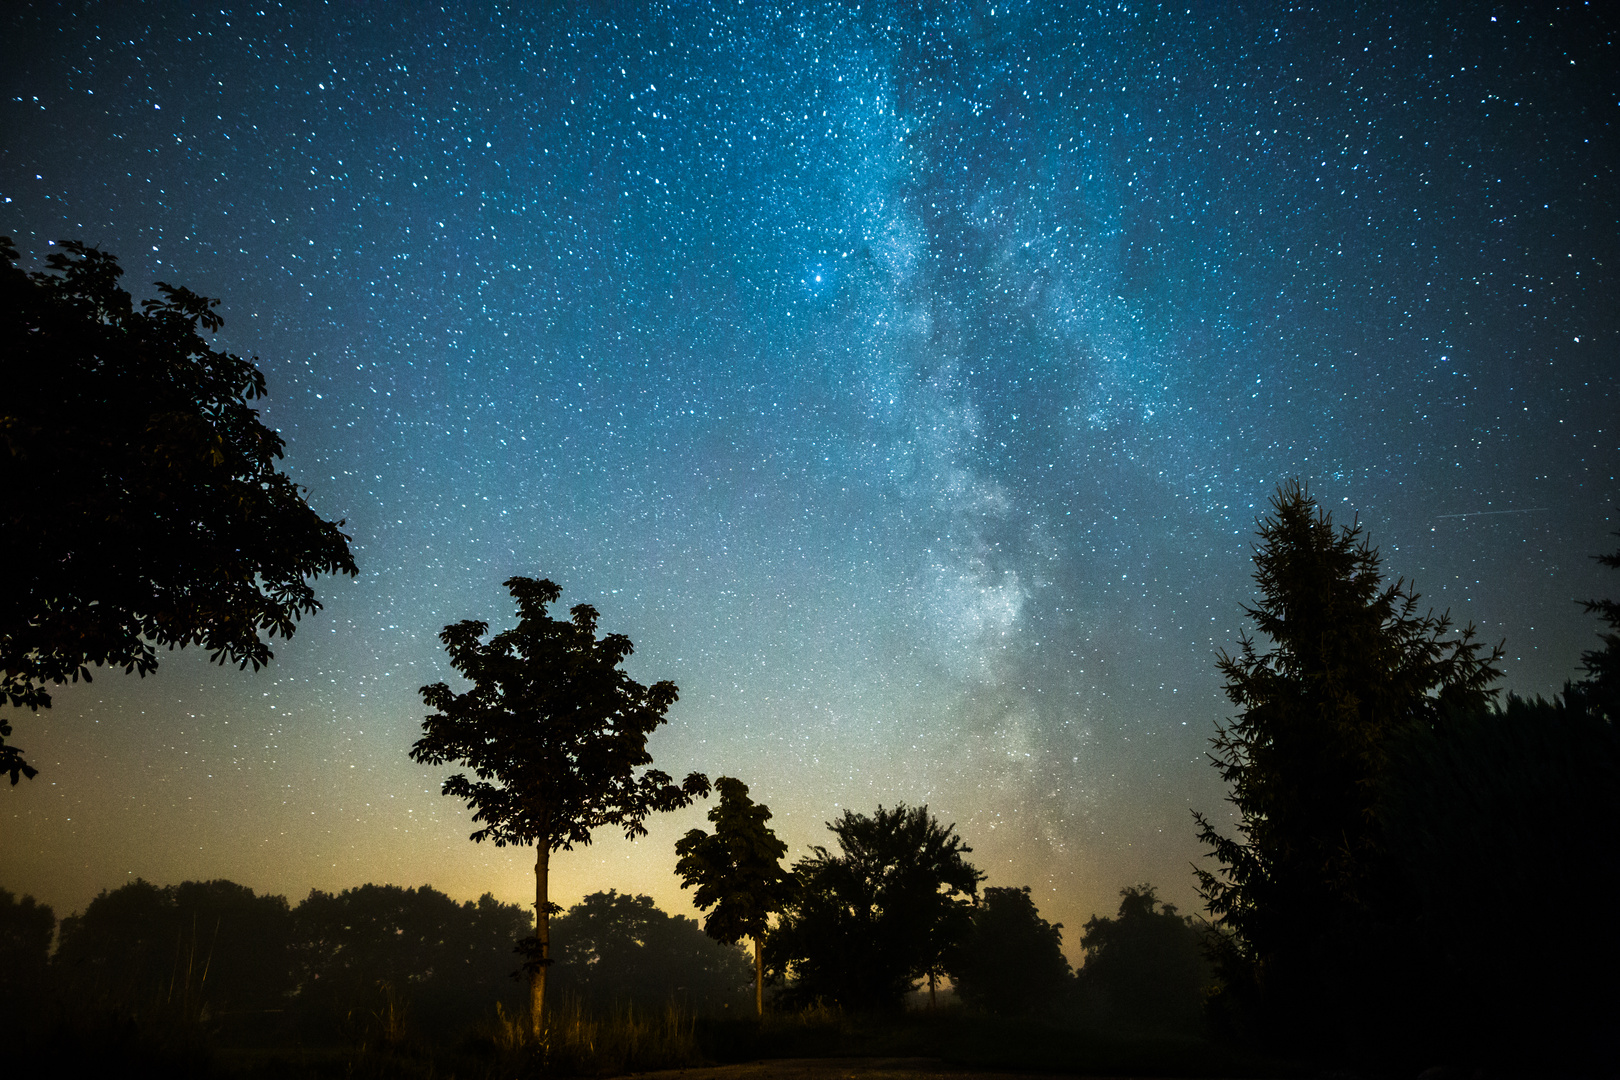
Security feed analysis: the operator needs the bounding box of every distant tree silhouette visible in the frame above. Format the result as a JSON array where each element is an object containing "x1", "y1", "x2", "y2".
[
  {"x1": 54, "y1": 878, "x2": 292, "y2": 1018},
  {"x1": 1569, "y1": 520, "x2": 1620, "y2": 722},
  {"x1": 0, "y1": 237, "x2": 357, "y2": 784},
  {"x1": 410, "y1": 576, "x2": 709, "y2": 1037},
  {"x1": 290, "y1": 883, "x2": 531, "y2": 1034},
  {"x1": 548, "y1": 890, "x2": 752, "y2": 1013},
  {"x1": 1192, "y1": 481, "x2": 1501, "y2": 1047},
  {"x1": 0, "y1": 886, "x2": 54, "y2": 1053},
  {"x1": 770, "y1": 804, "x2": 981, "y2": 1011},
  {"x1": 675, "y1": 776, "x2": 794, "y2": 1015},
  {"x1": 1076, "y1": 885, "x2": 1211, "y2": 1033},
  {"x1": 947, "y1": 885, "x2": 1071, "y2": 1016},
  {"x1": 0, "y1": 887, "x2": 54, "y2": 991},
  {"x1": 45, "y1": 877, "x2": 533, "y2": 1042}
]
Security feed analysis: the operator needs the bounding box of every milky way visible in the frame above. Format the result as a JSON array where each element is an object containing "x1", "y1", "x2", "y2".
[{"x1": 3, "y1": 3, "x2": 1615, "y2": 948}]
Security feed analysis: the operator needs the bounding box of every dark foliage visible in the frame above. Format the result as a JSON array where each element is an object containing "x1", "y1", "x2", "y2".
[
  {"x1": 675, "y1": 775, "x2": 793, "y2": 1012},
  {"x1": 1568, "y1": 520, "x2": 1620, "y2": 723},
  {"x1": 411, "y1": 576, "x2": 709, "y2": 1029},
  {"x1": 53, "y1": 878, "x2": 293, "y2": 1018},
  {"x1": 0, "y1": 885, "x2": 54, "y2": 970},
  {"x1": 412, "y1": 576, "x2": 709, "y2": 854},
  {"x1": 547, "y1": 890, "x2": 753, "y2": 1013},
  {"x1": 0, "y1": 886, "x2": 55, "y2": 1009},
  {"x1": 0, "y1": 238, "x2": 357, "y2": 785},
  {"x1": 770, "y1": 804, "x2": 982, "y2": 1012},
  {"x1": 1376, "y1": 692, "x2": 1620, "y2": 1064},
  {"x1": 56, "y1": 879, "x2": 290, "y2": 1017},
  {"x1": 42, "y1": 876, "x2": 531, "y2": 1054},
  {"x1": 947, "y1": 885, "x2": 1071, "y2": 1016},
  {"x1": 676, "y1": 776, "x2": 793, "y2": 947},
  {"x1": 1076, "y1": 886, "x2": 1212, "y2": 1034},
  {"x1": 290, "y1": 882, "x2": 531, "y2": 1033},
  {"x1": 1192, "y1": 482, "x2": 1501, "y2": 1046}
]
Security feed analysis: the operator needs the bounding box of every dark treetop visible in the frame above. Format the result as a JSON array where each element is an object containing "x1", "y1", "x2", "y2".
[
  {"x1": 410, "y1": 576, "x2": 709, "y2": 851},
  {"x1": 0, "y1": 238, "x2": 357, "y2": 784}
]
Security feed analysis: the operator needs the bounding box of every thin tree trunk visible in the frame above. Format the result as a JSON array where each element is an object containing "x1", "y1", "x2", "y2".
[
  {"x1": 754, "y1": 936, "x2": 764, "y2": 1017},
  {"x1": 532, "y1": 841, "x2": 551, "y2": 1041},
  {"x1": 928, "y1": 971, "x2": 937, "y2": 1010}
]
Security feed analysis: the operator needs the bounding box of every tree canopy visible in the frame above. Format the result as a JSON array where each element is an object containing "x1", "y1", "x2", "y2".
[
  {"x1": 1076, "y1": 885, "x2": 1211, "y2": 1033},
  {"x1": 291, "y1": 883, "x2": 532, "y2": 1031},
  {"x1": 1570, "y1": 521, "x2": 1620, "y2": 723},
  {"x1": 53, "y1": 877, "x2": 294, "y2": 1018},
  {"x1": 0, "y1": 238, "x2": 357, "y2": 784},
  {"x1": 675, "y1": 775, "x2": 793, "y2": 1014},
  {"x1": 947, "y1": 885, "x2": 1071, "y2": 1016},
  {"x1": 770, "y1": 804, "x2": 981, "y2": 1011},
  {"x1": 38, "y1": 876, "x2": 532, "y2": 1043},
  {"x1": 0, "y1": 888, "x2": 54, "y2": 995},
  {"x1": 548, "y1": 890, "x2": 752, "y2": 1013},
  {"x1": 410, "y1": 575, "x2": 709, "y2": 1033},
  {"x1": 1192, "y1": 481, "x2": 1502, "y2": 1043}
]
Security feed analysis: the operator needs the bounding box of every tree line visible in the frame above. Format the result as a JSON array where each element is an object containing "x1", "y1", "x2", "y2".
[{"x1": 0, "y1": 879, "x2": 758, "y2": 1036}]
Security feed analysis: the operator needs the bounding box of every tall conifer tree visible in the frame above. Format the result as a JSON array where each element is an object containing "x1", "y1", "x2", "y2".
[{"x1": 1192, "y1": 482, "x2": 1501, "y2": 1040}]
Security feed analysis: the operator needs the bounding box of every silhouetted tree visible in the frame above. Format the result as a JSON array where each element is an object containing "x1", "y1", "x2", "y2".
[
  {"x1": 54, "y1": 878, "x2": 292, "y2": 1018},
  {"x1": 548, "y1": 890, "x2": 752, "y2": 1013},
  {"x1": 770, "y1": 804, "x2": 982, "y2": 1011},
  {"x1": 0, "y1": 886, "x2": 55, "y2": 1055},
  {"x1": 1569, "y1": 520, "x2": 1620, "y2": 722},
  {"x1": 0, "y1": 887, "x2": 54, "y2": 992},
  {"x1": 410, "y1": 576, "x2": 710, "y2": 1036},
  {"x1": 675, "y1": 776, "x2": 794, "y2": 1015},
  {"x1": 1076, "y1": 885, "x2": 1211, "y2": 1033},
  {"x1": 947, "y1": 885, "x2": 1071, "y2": 1016},
  {"x1": 290, "y1": 883, "x2": 531, "y2": 1034},
  {"x1": 0, "y1": 237, "x2": 357, "y2": 784},
  {"x1": 1192, "y1": 482, "x2": 1502, "y2": 1047}
]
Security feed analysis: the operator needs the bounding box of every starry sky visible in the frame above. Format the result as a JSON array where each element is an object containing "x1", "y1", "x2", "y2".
[{"x1": 3, "y1": 2, "x2": 1616, "y2": 957}]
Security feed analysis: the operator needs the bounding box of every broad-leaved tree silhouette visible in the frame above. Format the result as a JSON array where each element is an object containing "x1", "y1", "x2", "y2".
[
  {"x1": 411, "y1": 576, "x2": 709, "y2": 1036},
  {"x1": 675, "y1": 775, "x2": 794, "y2": 1014},
  {"x1": 0, "y1": 238, "x2": 357, "y2": 783}
]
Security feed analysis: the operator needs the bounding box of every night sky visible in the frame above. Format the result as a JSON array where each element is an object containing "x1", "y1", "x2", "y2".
[{"x1": 3, "y1": 2, "x2": 1615, "y2": 956}]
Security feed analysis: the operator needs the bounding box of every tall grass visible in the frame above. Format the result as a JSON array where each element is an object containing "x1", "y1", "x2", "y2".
[{"x1": 481, "y1": 994, "x2": 703, "y2": 1076}]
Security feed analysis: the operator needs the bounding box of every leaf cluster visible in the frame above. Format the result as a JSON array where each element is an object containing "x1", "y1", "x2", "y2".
[
  {"x1": 675, "y1": 775, "x2": 793, "y2": 946},
  {"x1": 44, "y1": 876, "x2": 532, "y2": 1035},
  {"x1": 410, "y1": 576, "x2": 709, "y2": 850},
  {"x1": 0, "y1": 238, "x2": 357, "y2": 783}
]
